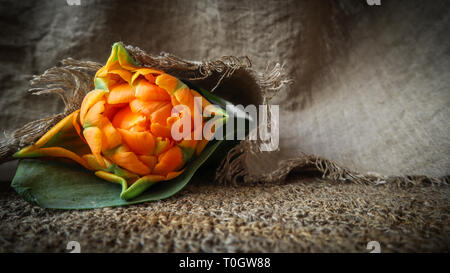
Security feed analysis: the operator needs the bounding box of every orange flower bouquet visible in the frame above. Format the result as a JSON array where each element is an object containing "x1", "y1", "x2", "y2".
[{"x1": 11, "y1": 43, "x2": 234, "y2": 206}]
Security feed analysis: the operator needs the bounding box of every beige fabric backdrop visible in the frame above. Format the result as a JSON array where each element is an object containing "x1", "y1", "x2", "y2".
[
  {"x1": 0, "y1": 0, "x2": 449, "y2": 253},
  {"x1": 0, "y1": 0, "x2": 448, "y2": 179}
]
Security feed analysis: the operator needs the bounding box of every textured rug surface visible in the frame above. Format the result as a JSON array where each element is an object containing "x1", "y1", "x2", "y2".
[{"x1": 1, "y1": 175, "x2": 449, "y2": 253}]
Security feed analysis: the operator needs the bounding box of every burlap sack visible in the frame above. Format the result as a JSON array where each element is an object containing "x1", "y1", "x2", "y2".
[{"x1": 0, "y1": 0, "x2": 448, "y2": 252}]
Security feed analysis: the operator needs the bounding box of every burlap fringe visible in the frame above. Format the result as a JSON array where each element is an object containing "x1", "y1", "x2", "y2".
[
  {"x1": 215, "y1": 141, "x2": 449, "y2": 187},
  {"x1": 1, "y1": 43, "x2": 447, "y2": 187},
  {"x1": 0, "y1": 58, "x2": 101, "y2": 163},
  {"x1": 126, "y1": 45, "x2": 253, "y2": 92}
]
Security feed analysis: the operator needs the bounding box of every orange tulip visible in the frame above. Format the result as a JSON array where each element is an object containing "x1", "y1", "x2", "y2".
[{"x1": 14, "y1": 43, "x2": 226, "y2": 200}]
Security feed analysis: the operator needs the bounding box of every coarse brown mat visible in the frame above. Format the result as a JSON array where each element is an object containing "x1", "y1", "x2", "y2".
[{"x1": 1, "y1": 174, "x2": 449, "y2": 253}]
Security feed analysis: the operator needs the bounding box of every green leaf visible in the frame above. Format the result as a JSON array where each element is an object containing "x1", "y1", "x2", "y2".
[{"x1": 11, "y1": 139, "x2": 222, "y2": 209}]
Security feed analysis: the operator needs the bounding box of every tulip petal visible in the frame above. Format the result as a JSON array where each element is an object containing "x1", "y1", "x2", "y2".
[
  {"x1": 150, "y1": 123, "x2": 172, "y2": 138},
  {"x1": 111, "y1": 151, "x2": 150, "y2": 175},
  {"x1": 112, "y1": 106, "x2": 148, "y2": 131},
  {"x1": 14, "y1": 111, "x2": 91, "y2": 166},
  {"x1": 174, "y1": 87, "x2": 195, "y2": 115},
  {"x1": 87, "y1": 153, "x2": 139, "y2": 180},
  {"x1": 115, "y1": 43, "x2": 140, "y2": 71},
  {"x1": 173, "y1": 88, "x2": 200, "y2": 130},
  {"x1": 19, "y1": 147, "x2": 90, "y2": 170},
  {"x1": 155, "y1": 74, "x2": 186, "y2": 95},
  {"x1": 117, "y1": 128, "x2": 155, "y2": 155},
  {"x1": 104, "y1": 45, "x2": 120, "y2": 69},
  {"x1": 35, "y1": 112, "x2": 76, "y2": 148},
  {"x1": 72, "y1": 110, "x2": 85, "y2": 142},
  {"x1": 103, "y1": 43, "x2": 139, "y2": 71},
  {"x1": 109, "y1": 69, "x2": 132, "y2": 83},
  {"x1": 83, "y1": 100, "x2": 105, "y2": 128},
  {"x1": 154, "y1": 137, "x2": 173, "y2": 156},
  {"x1": 83, "y1": 126, "x2": 105, "y2": 168},
  {"x1": 139, "y1": 155, "x2": 157, "y2": 171},
  {"x1": 95, "y1": 66, "x2": 108, "y2": 80},
  {"x1": 150, "y1": 103, "x2": 172, "y2": 125},
  {"x1": 135, "y1": 79, "x2": 170, "y2": 101},
  {"x1": 94, "y1": 77, "x2": 109, "y2": 91},
  {"x1": 103, "y1": 103, "x2": 126, "y2": 121},
  {"x1": 153, "y1": 146, "x2": 183, "y2": 175},
  {"x1": 144, "y1": 73, "x2": 156, "y2": 83},
  {"x1": 131, "y1": 68, "x2": 162, "y2": 85},
  {"x1": 99, "y1": 117, "x2": 122, "y2": 150},
  {"x1": 107, "y1": 83, "x2": 135, "y2": 104},
  {"x1": 177, "y1": 128, "x2": 198, "y2": 158},
  {"x1": 165, "y1": 170, "x2": 184, "y2": 180},
  {"x1": 80, "y1": 90, "x2": 106, "y2": 125},
  {"x1": 177, "y1": 140, "x2": 197, "y2": 165},
  {"x1": 83, "y1": 154, "x2": 107, "y2": 171},
  {"x1": 170, "y1": 94, "x2": 180, "y2": 108},
  {"x1": 129, "y1": 99, "x2": 168, "y2": 117},
  {"x1": 195, "y1": 139, "x2": 209, "y2": 156}
]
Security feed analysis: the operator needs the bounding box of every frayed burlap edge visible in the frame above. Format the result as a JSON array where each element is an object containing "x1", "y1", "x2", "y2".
[
  {"x1": 207, "y1": 57, "x2": 449, "y2": 187},
  {"x1": 0, "y1": 58, "x2": 101, "y2": 164},
  {"x1": 0, "y1": 43, "x2": 448, "y2": 188},
  {"x1": 215, "y1": 142, "x2": 449, "y2": 187}
]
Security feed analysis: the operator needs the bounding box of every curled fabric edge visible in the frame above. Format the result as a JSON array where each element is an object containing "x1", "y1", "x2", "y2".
[
  {"x1": 209, "y1": 57, "x2": 449, "y2": 187},
  {"x1": 0, "y1": 43, "x2": 448, "y2": 187},
  {"x1": 215, "y1": 142, "x2": 449, "y2": 187}
]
